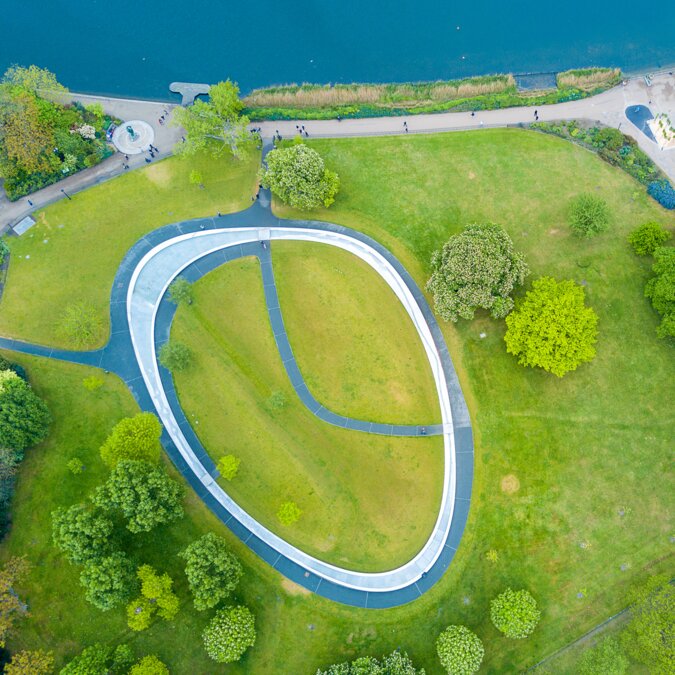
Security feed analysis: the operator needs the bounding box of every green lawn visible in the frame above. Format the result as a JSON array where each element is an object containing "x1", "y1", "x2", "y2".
[
  {"x1": 170, "y1": 255, "x2": 443, "y2": 571},
  {"x1": 272, "y1": 242, "x2": 440, "y2": 424},
  {"x1": 1, "y1": 129, "x2": 673, "y2": 674},
  {"x1": 0, "y1": 148, "x2": 259, "y2": 349}
]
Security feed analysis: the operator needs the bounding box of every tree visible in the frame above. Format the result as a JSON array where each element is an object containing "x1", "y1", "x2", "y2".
[
  {"x1": 57, "y1": 302, "x2": 103, "y2": 348},
  {"x1": 426, "y1": 223, "x2": 529, "y2": 322},
  {"x1": 127, "y1": 564, "x2": 180, "y2": 627},
  {"x1": 168, "y1": 276, "x2": 194, "y2": 306},
  {"x1": 578, "y1": 637, "x2": 628, "y2": 675},
  {"x1": 79, "y1": 551, "x2": 136, "y2": 611},
  {"x1": 622, "y1": 574, "x2": 674, "y2": 672},
  {"x1": 568, "y1": 193, "x2": 610, "y2": 237},
  {"x1": 179, "y1": 533, "x2": 243, "y2": 610},
  {"x1": 436, "y1": 625, "x2": 484, "y2": 674},
  {"x1": 158, "y1": 341, "x2": 193, "y2": 372},
  {"x1": 644, "y1": 246, "x2": 675, "y2": 338},
  {"x1": 51, "y1": 503, "x2": 114, "y2": 564},
  {"x1": 0, "y1": 557, "x2": 30, "y2": 647},
  {"x1": 0, "y1": 376, "x2": 50, "y2": 453},
  {"x1": 93, "y1": 460, "x2": 184, "y2": 533},
  {"x1": 4, "y1": 649, "x2": 54, "y2": 674},
  {"x1": 127, "y1": 596, "x2": 155, "y2": 631},
  {"x1": 99, "y1": 412, "x2": 162, "y2": 467},
  {"x1": 628, "y1": 221, "x2": 671, "y2": 256},
  {"x1": 129, "y1": 655, "x2": 170, "y2": 675},
  {"x1": 504, "y1": 277, "x2": 598, "y2": 377},
  {"x1": 218, "y1": 454, "x2": 240, "y2": 480},
  {"x1": 316, "y1": 650, "x2": 424, "y2": 674},
  {"x1": 277, "y1": 500, "x2": 302, "y2": 525},
  {"x1": 60, "y1": 643, "x2": 133, "y2": 675},
  {"x1": 202, "y1": 605, "x2": 256, "y2": 663},
  {"x1": 490, "y1": 588, "x2": 541, "y2": 638},
  {"x1": 2, "y1": 65, "x2": 67, "y2": 94},
  {"x1": 260, "y1": 144, "x2": 340, "y2": 210},
  {"x1": 172, "y1": 80, "x2": 251, "y2": 158}
]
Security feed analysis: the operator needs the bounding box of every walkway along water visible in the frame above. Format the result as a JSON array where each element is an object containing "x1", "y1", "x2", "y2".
[{"x1": 0, "y1": 190, "x2": 473, "y2": 608}]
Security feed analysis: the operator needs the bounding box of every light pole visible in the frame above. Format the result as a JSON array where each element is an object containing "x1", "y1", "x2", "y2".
[{"x1": 60, "y1": 188, "x2": 72, "y2": 201}]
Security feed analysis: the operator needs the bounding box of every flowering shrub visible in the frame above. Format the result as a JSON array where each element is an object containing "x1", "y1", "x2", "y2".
[
  {"x1": 647, "y1": 181, "x2": 675, "y2": 210},
  {"x1": 436, "y1": 625, "x2": 484, "y2": 674},
  {"x1": 490, "y1": 588, "x2": 541, "y2": 638},
  {"x1": 203, "y1": 605, "x2": 256, "y2": 662}
]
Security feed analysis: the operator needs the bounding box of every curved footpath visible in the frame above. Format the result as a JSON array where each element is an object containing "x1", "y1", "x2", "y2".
[{"x1": 0, "y1": 194, "x2": 473, "y2": 607}]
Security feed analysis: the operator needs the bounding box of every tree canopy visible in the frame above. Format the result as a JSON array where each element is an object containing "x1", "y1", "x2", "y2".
[
  {"x1": 158, "y1": 341, "x2": 193, "y2": 372},
  {"x1": 5, "y1": 649, "x2": 54, "y2": 675},
  {"x1": 628, "y1": 221, "x2": 671, "y2": 256},
  {"x1": 179, "y1": 533, "x2": 243, "y2": 610},
  {"x1": 260, "y1": 143, "x2": 340, "y2": 210},
  {"x1": 578, "y1": 637, "x2": 628, "y2": 675},
  {"x1": 126, "y1": 564, "x2": 180, "y2": 630},
  {"x1": 436, "y1": 625, "x2": 484, "y2": 674},
  {"x1": 504, "y1": 277, "x2": 598, "y2": 377},
  {"x1": 202, "y1": 605, "x2": 256, "y2": 663},
  {"x1": 168, "y1": 276, "x2": 194, "y2": 306},
  {"x1": 79, "y1": 552, "x2": 136, "y2": 611},
  {"x1": 0, "y1": 556, "x2": 30, "y2": 648},
  {"x1": 0, "y1": 375, "x2": 50, "y2": 453},
  {"x1": 490, "y1": 588, "x2": 541, "y2": 638},
  {"x1": 51, "y1": 503, "x2": 114, "y2": 564},
  {"x1": 99, "y1": 412, "x2": 162, "y2": 467},
  {"x1": 59, "y1": 643, "x2": 133, "y2": 675},
  {"x1": 171, "y1": 80, "x2": 252, "y2": 158},
  {"x1": 644, "y1": 245, "x2": 675, "y2": 338},
  {"x1": 426, "y1": 223, "x2": 529, "y2": 322},
  {"x1": 93, "y1": 460, "x2": 184, "y2": 533},
  {"x1": 129, "y1": 655, "x2": 170, "y2": 675},
  {"x1": 316, "y1": 650, "x2": 424, "y2": 674}
]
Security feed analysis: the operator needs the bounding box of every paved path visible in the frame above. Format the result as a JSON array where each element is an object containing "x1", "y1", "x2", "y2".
[
  {"x1": 0, "y1": 190, "x2": 472, "y2": 607},
  {"x1": 3, "y1": 72, "x2": 673, "y2": 233}
]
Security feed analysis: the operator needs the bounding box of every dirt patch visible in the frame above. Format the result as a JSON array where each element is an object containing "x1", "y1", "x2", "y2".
[
  {"x1": 143, "y1": 161, "x2": 172, "y2": 186},
  {"x1": 548, "y1": 228, "x2": 560, "y2": 235},
  {"x1": 500, "y1": 474, "x2": 520, "y2": 494},
  {"x1": 468, "y1": 171, "x2": 476, "y2": 180},
  {"x1": 281, "y1": 578, "x2": 311, "y2": 596},
  {"x1": 314, "y1": 533, "x2": 336, "y2": 552}
]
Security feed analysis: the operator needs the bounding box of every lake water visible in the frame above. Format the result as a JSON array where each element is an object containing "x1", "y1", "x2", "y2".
[{"x1": 1, "y1": 0, "x2": 673, "y2": 101}]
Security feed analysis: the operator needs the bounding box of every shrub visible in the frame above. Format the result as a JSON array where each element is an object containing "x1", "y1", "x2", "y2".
[
  {"x1": 504, "y1": 277, "x2": 598, "y2": 377},
  {"x1": 57, "y1": 302, "x2": 103, "y2": 347},
  {"x1": 82, "y1": 375, "x2": 104, "y2": 391},
  {"x1": 628, "y1": 221, "x2": 671, "y2": 256},
  {"x1": 189, "y1": 170, "x2": 204, "y2": 187},
  {"x1": 158, "y1": 341, "x2": 192, "y2": 372},
  {"x1": 0, "y1": 239, "x2": 9, "y2": 266},
  {"x1": 436, "y1": 625, "x2": 484, "y2": 674},
  {"x1": 644, "y1": 246, "x2": 675, "y2": 338},
  {"x1": 260, "y1": 144, "x2": 340, "y2": 210},
  {"x1": 0, "y1": 375, "x2": 50, "y2": 452},
  {"x1": 569, "y1": 193, "x2": 610, "y2": 237},
  {"x1": 426, "y1": 223, "x2": 529, "y2": 322},
  {"x1": 129, "y1": 655, "x2": 169, "y2": 675},
  {"x1": 648, "y1": 180, "x2": 675, "y2": 209},
  {"x1": 218, "y1": 454, "x2": 240, "y2": 480},
  {"x1": 277, "y1": 500, "x2": 302, "y2": 525},
  {"x1": 490, "y1": 588, "x2": 541, "y2": 638},
  {"x1": 316, "y1": 650, "x2": 424, "y2": 674},
  {"x1": 67, "y1": 457, "x2": 85, "y2": 474},
  {"x1": 202, "y1": 605, "x2": 256, "y2": 663},
  {"x1": 578, "y1": 637, "x2": 628, "y2": 675},
  {"x1": 100, "y1": 412, "x2": 162, "y2": 467}
]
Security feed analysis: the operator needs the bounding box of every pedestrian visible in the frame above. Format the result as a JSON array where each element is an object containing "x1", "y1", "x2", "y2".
[
  {"x1": 301, "y1": 125, "x2": 305, "y2": 131},
  {"x1": 471, "y1": 111, "x2": 475, "y2": 117},
  {"x1": 145, "y1": 157, "x2": 151, "y2": 163},
  {"x1": 295, "y1": 125, "x2": 300, "y2": 130},
  {"x1": 27, "y1": 199, "x2": 33, "y2": 206},
  {"x1": 337, "y1": 115, "x2": 341, "y2": 122},
  {"x1": 158, "y1": 118, "x2": 163, "y2": 125},
  {"x1": 534, "y1": 109, "x2": 538, "y2": 117},
  {"x1": 125, "y1": 154, "x2": 129, "y2": 161},
  {"x1": 305, "y1": 130, "x2": 309, "y2": 137},
  {"x1": 403, "y1": 120, "x2": 407, "y2": 128},
  {"x1": 181, "y1": 136, "x2": 186, "y2": 142}
]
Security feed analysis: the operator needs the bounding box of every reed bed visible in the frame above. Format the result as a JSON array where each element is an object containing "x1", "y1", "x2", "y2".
[{"x1": 556, "y1": 67, "x2": 621, "y2": 91}]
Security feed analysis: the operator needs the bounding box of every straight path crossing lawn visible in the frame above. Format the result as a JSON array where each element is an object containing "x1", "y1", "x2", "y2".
[
  {"x1": 0, "y1": 147, "x2": 260, "y2": 349},
  {"x1": 171, "y1": 256, "x2": 443, "y2": 571}
]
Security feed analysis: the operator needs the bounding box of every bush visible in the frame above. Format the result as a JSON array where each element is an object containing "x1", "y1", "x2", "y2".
[
  {"x1": 426, "y1": 223, "x2": 529, "y2": 322},
  {"x1": 644, "y1": 246, "x2": 675, "y2": 338},
  {"x1": 569, "y1": 193, "x2": 610, "y2": 237},
  {"x1": 100, "y1": 412, "x2": 162, "y2": 467},
  {"x1": 647, "y1": 180, "x2": 675, "y2": 209},
  {"x1": 436, "y1": 625, "x2": 484, "y2": 674},
  {"x1": 129, "y1": 655, "x2": 169, "y2": 675},
  {"x1": 82, "y1": 375, "x2": 104, "y2": 391},
  {"x1": 0, "y1": 375, "x2": 50, "y2": 452},
  {"x1": 277, "y1": 500, "x2": 301, "y2": 525},
  {"x1": 490, "y1": 588, "x2": 541, "y2": 638},
  {"x1": 505, "y1": 277, "x2": 598, "y2": 377},
  {"x1": 578, "y1": 637, "x2": 628, "y2": 675},
  {"x1": 202, "y1": 605, "x2": 256, "y2": 663},
  {"x1": 158, "y1": 341, "x2": 192, "y2": 372},
  {"x1": 57, "y1": 302, "x2": 104, "y2": 347},
  {"x1": 628, "y1": 221, "x2": 671, "y2": 256},
  {"x1": 316, "y1": 650, "x2": 424, "y2": 674},
  {"x1": 218, "y1": 454, "x2": 240, "y2": 480}
]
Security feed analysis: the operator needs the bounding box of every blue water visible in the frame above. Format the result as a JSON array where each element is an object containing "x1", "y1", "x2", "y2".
[{"x1": 1, "y1": 0, "x2": 673, "y2": 101}]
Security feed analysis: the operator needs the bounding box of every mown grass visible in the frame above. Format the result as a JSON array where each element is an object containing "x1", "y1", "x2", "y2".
[
  {"x1": 170, "y1": 256, "x2": 443, "y2": 571},
  {"x1": 272, "y1": 241, "x2": 440, "y2": 424},
  {"x1": 0, "y1": 147, "x2": 259, "y2": 349}
]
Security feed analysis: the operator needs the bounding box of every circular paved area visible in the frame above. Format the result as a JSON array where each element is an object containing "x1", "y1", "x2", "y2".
[{"x1": 112, "y1": 120, "x2": 155, "y2": 154}]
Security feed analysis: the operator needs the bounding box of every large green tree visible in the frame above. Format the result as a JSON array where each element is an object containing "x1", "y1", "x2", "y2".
[
  {"x1": 59, "y1": 643, "x2": 133, "y2": 675},
  {"x1": 490, "y1": 588, "x2": 541, "y2": 638},
  {"x1": 93, "y1": 460, "x2": 184, "y2": 533},
  {"x1": 2, "y1": 65, "x2": 67, "y2": 94},
  {"x1": 51, "y1": 503, "x2": 114, "y2": 564},
  {"x1": 172, "y1": 80, "x2": 251, "y2": 158},
  {"x1": 260, "y1": 143, "x2": 340, "y2": 210},
  {"x1": 0, "y1": 375, "x2": 50, "y2": 453},
  {"x1": 79, "y1": 552, "x2": 136, "y2": 611},
  {"x1": 202, "y1": 605, "x2": 256, "y2": 663},
  {"x1": 316, "y1": 650, "x2": 424, "y2": 674},
  {"x1": 504, "y1": 277, "x2": 598, "y2": 377},
  {"x1": 622, "y1": 574, "x2": 674, "y2": 672},
  {"x1": 644, "y1": 245, "x2": 675, "y2": 338},
  {"x1": 436, "y1": 625, "x2": 484, "y2": 674},
  {"x1": 99, "y1": 412, "x2": 162, "y2": 467},
  {"x1": 179, "y1": 532, "x2": 243, "y2": 610},
  {"x1": 426, "y1": 223, "x2": 529, "y2": 322},
  {"x1": 578, "y1": 637, "x2": 628, "y2": 675}
]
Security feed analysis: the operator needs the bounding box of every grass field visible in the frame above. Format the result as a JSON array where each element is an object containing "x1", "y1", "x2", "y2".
[
  {"x1": 1, "y1": 128, "x2": 673, "y2": 673},
  {"x1": 0, "y1": 147, "x2": 259, "y2": 349},
  {"x1": 170, "y1": 255, "x2": 443, "y2": 571}
]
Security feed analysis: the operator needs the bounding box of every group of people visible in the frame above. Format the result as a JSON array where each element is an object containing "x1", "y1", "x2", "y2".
[{"x1": 157, "y1": 109, "x2": 170, "y2": 125}]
